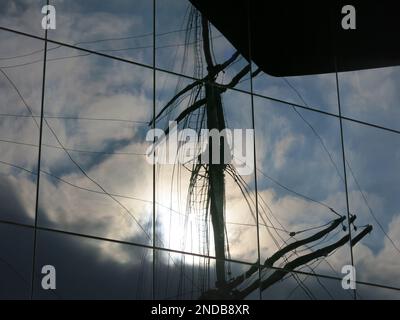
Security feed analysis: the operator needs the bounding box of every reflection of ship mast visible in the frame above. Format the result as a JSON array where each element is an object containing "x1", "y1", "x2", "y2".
[
  {"x1": 202, "y1": 216, "x2": 372, "y2": 299},
  {"x1": 154, "y1": 11, "x2": 373, "y2": 299}
]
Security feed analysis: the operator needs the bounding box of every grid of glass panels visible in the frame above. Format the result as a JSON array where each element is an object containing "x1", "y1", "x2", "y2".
[{"x1": 0, "y1": 0, "x2": 399, "y2": 299}]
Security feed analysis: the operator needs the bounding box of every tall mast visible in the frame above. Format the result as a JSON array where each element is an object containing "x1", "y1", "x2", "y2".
[{"x1": 202, "y1": 15, "x2": 227, "y2": 288}]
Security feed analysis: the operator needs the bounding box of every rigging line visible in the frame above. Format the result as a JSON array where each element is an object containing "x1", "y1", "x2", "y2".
[
  {"x1": 285, "y1": 258, "x2": 335, "y2": 300},
  {"x1": 292, "y1": 105, "x2": 344, "y2": 181},
  {"x1": 224, "y1": 167, "x2": 258, "y2": 227},
  {"x1": 286, "y1": 260, "x2": 351, "y2": 300},
  {"x1": 0, "y1": 53, "x2": 88, "y2": 69},
  {"x1": 0, "y1": 137, "x2": 147, "y2": 156},
  {"x1": 0, "y1": 69, "x2": 39, "y2": 127},
  {"x1": 44, "y1": 150, "x2": 150, "y2": 239},
  {"x1": 0, "y1": 159, "x2": 154, "y2": 219},
  {"x1": 258, "y1": 189, "x2": 338, "y2": 238},
  {"x1": 297, "y1": 229, "x2": 342, "y2": 254},
  {"x1": 226, "y1": 221, "x2": 286, "y2": 233},
  {"x1": 0, "y1": 159, "x2": 35, "y2": 176},
  {"x1": 109, "y1": 30, "x2": 222, "y2": 53},
  {"x1": 0, "y1": 138, "x2": 37, "y2": 148},
  {"x1": 226, "y1": 166, "x2": 289, "y2": 249},
  {"x1": 282, "y1": 79, "x2": 363, "y2": 221},
  {"x1": 257, "y1": 167, "x2": 342, "y2": 217},
  {"x1": 137, "y1": 247, "x2": 149, "y2": 299},
  {"x1": 282, "y1": 77, "x2": 344, "y2": 182},
  {"x1": 252, "y1": 77, "x2": 345, "y2": 217},
  {"x1": 231, "y1": 167, "x2": 290, "y2": 235},
  {"x1": 46, "y1": 115, "x2": 148, "y2": 124},
  {"x1": 264, "y1": 220, "x2": 336, "y2": 293},
  {"x1": 0, "y1": 113, "x2": 149, "y2": 125},
  {"x1": 285, "y1": 244, "x2": 349, "y2": 300},
  {"x1": 154, "y1": 15, "x2": 193, "y2": 291},
  {"x1": 0, "y1": 45, "x2": 59, "y2": 61},
  {"x1": 346, "y1": 159, "x2": 400, "y2": 255},
  {"x1": 167, "y1": 12, "x2": 204, "y2": 282},
  {"x1": 0, "y1": 253, "x2": 61, "y2": 299},
  {"x1": 225, "y1": 167, "x2": 281, "y2": 250},
  {"x1": 230, "y1": 178, "x2": 288, "y2": 253},
  {"x1": 232, "y1": 155, "x2": 342, "y2": 217},
  {"x1": 281, "y1": 256, "x2": 321, "y2": 280},
  {"x1": 259, "y1": 251, "x2": 316, "y2": 300},
  {"x1": 292, "y1": 221, "x2": 337, "y2": 237},
  {"x1": 0, "y1": 35, "x2": 224, "y2": 70},
  {"x1": 164, "y1": 142, "x2": 183, "y2": 297},
  {"x1": 228, "y1": 163, "x2": 343, "y2": 247},
  {"x1": 74, "y1": 28, "x2": 191, "y2": 46},
  {"x1": 309, "y1": 269, "x2": 335, "y2": 300},
  {"x1": 158, "y1": 5, "x2": 191, "y2": 124},
  {"x1": 165, "y1": 123, "x2": 192, "y2": 293},
  {"x1": 277, "y1": 249, "x2": 318, "y2": 300},
  {"x1": 43, "y1": 144, "x2": 146, "y2": 156},
  {"x1": 257, "y1": 203, "x2": 321, "y2": 298},
  {"x1": 228, "y1": 164, "x2": 338, "y2": 241},
  {"x1": 0, "y1": 27, "x2": 193, "y2": 61},
  {"x1": 0, "y1": 255, "x2": 31, "y2": 290},
  {"x1": 293, "y1": 273, "x2": 316, "y2": 300}
]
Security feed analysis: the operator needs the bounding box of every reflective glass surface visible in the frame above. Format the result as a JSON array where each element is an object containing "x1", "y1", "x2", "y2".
[{"x1": 0, "y1": 0, "x2": 398, "y2": 300}]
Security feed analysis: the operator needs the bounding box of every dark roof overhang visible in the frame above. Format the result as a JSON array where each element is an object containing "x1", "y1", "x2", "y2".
[{"x1": 190, "y1": 0, "x2": 400, "y2": 76}]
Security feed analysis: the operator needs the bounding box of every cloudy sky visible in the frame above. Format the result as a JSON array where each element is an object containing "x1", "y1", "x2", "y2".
[{"x1": 0, "y1": 0, "x2": 399, "y2": 300}]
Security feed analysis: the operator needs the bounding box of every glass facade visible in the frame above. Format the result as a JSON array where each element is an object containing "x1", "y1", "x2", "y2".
[{"x1": 0, "y1": 0, "x2": 399, "y2": 300}]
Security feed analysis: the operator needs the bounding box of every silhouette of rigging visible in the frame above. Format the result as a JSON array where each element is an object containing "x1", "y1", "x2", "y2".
[{"x1": 154, "y1": 10, "x2": 373, "y2": 299}]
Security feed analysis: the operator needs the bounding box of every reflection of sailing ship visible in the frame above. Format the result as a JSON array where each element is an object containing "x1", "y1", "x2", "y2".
[{"x1": 153, "y1": 10, "x2": 372, "y2": 299}]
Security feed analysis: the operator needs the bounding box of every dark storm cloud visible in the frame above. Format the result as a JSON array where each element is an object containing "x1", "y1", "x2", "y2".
[{"x1": 0, "y1": 176, "x2": 33, "y2": 225}]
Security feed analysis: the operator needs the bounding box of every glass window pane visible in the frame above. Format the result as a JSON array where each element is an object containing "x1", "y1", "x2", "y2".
[
  {"x1": 49, "y1": 0, "x2": 153, "y2": 66},
  {"x1": 254, "y1": 96, "x2": 352, "y2": 278},
  {"x1": 261, "y1": 270, "x2": 352, "y2": 300},
  {"x1": 156, "y1": 0, "x2": 251, "y2": 92},
  {"x1": 339, "y1": 66, "x2": 400, "y2": 132},
  {"x1": 38, "y1": 46, "x2": 153, "y2": 246},
  {"x1": 0, "y1": 30, "x2": 44, "y2": 225},
  {"x1": 344, "y1": 120, "x2": 400, "y2": 289},
  {"x1": 155, "y1": 71, "x2": 258, "y2": 265},
  {"x1": 0, "y1": 0, "x2": 46, "y2": 37},
  {"x1": 252, "y1": 62, "x2": 339, "y2": 115},
  {"x1": 155, "y1": 249, "x2": 260, "y2": 300},
  {"x1": 356, "y1": 283, "x2": 400, "y2": 300},
  {"x1": 33, "y1": 230, "x2": 152, "y2": 299},
  {"x1": 0, "y1": 223, "x2": 33, "y2": 299}
]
